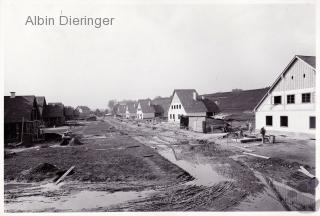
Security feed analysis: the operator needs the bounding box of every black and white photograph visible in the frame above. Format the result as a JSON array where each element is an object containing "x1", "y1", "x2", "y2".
[{"x1": 1, "y1": 0, "x2": 318, "y2": 213}]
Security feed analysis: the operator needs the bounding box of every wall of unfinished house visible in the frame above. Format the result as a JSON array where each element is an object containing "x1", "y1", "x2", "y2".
[
  {"x1": 255, "y1": 58, "x2": 316, "y2": 135},
  {"x1": 188, "y1": 116, "x2": 206, "y2": 132}
]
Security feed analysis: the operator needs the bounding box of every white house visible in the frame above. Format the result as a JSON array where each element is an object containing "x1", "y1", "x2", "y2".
[
  {"x1": 254, "y1": 55, "x2": 316, "y2": 136},
  {"x1": 167, "y1": 89, "x2": 219, "y2": 131},
  {"x1": 136, "y1": 99, "x2": 155, "y2": 120},
  {"x1": 125, "y1": 102, "x2": 137, "y2": 119}
]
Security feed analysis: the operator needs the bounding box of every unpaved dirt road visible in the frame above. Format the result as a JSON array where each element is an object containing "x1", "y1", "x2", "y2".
[{"x1": 4, "y1": 117, "x2": 316, "y2": 212}]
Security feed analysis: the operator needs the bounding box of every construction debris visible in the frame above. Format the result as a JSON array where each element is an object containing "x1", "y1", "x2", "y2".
[
  {"x1": 243, "y1": 152, "x2": 270, "y2": 159},
  {"x1": 55, "y1": 166, "x2": 75, "y2": 185},
  {"x1": 298, "y1": 166, "x2": 315, "y2": 178}
]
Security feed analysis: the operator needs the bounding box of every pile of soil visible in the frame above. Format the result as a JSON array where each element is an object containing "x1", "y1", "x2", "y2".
[
  {"x1": 21, "y1": 163, "x2": 60, "y2": 182},
  {"x1": 4, "y1": 151, "x2": 16, "y2": 159}
]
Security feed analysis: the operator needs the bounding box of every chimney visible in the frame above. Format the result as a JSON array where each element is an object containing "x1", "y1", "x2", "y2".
[
  {"x1": 193, "y1": 91, "x2": 197, "y2": 100},
  {"x1": 10, "y1": 92, "x2": 16, "y2": 98}
]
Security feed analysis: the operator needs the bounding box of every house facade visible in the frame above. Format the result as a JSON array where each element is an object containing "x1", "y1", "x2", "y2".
[
  {"x1": 125, "y1": 102, "x2": 137, "y2": 119},
  {"x1": 136, "y1": 99, "x2": 155, "y2": 120},
  {"x1": 254, "y1": 55, "x2": 316, "y2": 135}
]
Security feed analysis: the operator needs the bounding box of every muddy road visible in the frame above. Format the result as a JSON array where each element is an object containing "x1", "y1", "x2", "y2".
[{"x1": 4, "y1": 118, "x2": 315, "y2": 212}]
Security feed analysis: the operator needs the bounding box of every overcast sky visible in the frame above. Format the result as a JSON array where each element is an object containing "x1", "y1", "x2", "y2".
[{"x1": 3, "y1": 1, "x2": 315, "y2": 109}]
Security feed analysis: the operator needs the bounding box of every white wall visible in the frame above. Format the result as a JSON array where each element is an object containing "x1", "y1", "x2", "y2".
[
  {"x1": 256, "y1": 110, "x2": 316, "y2": 134},
  {"x1": 255, "y1": 58, "x2": 316, "y2": 135},
  {"x1": 168, "y1": 92, "x2": 187, "y2": 123}
]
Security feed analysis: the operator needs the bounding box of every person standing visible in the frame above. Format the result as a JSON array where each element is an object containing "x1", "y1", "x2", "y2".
[{"x1": 260, "y1": 127, "x2": 266, "y2": 143}]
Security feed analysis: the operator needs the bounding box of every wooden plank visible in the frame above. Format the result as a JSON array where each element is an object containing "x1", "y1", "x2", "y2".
[
  {"x1": 231, "y1": 145, "x2": 254, "y2": 152},
  {"x1": 55, "y1": 166, "x2": 75, "y2": 185},
  {"x1": 243, "y1": 152, "x2": 270, "y2": 159},
  {"x1": 298, "y1": 166, "x2": 315, "y2": 178}
]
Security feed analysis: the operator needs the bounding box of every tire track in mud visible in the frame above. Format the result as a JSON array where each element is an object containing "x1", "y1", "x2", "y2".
[{"x1": 103, "y1": 118, "x2": 271, "y2": 211}]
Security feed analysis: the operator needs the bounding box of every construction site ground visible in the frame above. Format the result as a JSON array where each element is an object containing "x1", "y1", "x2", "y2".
[{"x1": 4, "y1": 117, "x2": 316, "y2": 212}]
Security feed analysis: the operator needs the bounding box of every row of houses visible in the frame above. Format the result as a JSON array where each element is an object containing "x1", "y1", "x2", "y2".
[
  {"x1": 4, "y1": 92, "x2": 91, "y2": 144},
  {"x1": 113, "y1": 55, "x2": 316, "y2": 136}
]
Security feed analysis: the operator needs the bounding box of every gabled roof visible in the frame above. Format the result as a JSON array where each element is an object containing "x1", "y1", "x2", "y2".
[
  {"x1": 118, "y1": 104, "x2": 127, "y2": 114},
  {"x1": 64, "y1": 106, "x2": 75, "y2": 116},
  {"x1": 203, "y1": 88, "x2": 269, "y2": 113},
  {"x1": 152, "y1": 97, "x2": 171, "y2": 115},
  {"x1": 126, "y1": 102, "x2": 137, "y2": 114},
  {"x1": 138, "y1": 99, "x2": 155, "y2": 113},
  {"x1": 36, "y1": 96, "x2": 46, "y2": 116},
  {"x1": 254, "y1": 55, "x2": 316, "y2": 111},
  {"x1": 171, "y1": 89, "x2": 207, "y2": 113},
  {"x1": 297, "y1": 55, "x2": 316, "y2": 68},
  {"x1": 4, "y1": 96, "x2": 38, "y2": 123},
  {"x1": 45, "y1": 103, "x2": 64, "y2": 118},
  {"x1": 202, "y1": 98, "x2": 220, "y2": 113}
]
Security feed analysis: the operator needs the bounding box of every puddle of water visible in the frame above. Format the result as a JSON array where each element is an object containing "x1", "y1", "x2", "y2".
[
  {"x1": 5, "y1": 189, "x2": 154, "y2": 212},
  {"x1": 158, "y1": 148, "x2": 228, "y2": 186}
]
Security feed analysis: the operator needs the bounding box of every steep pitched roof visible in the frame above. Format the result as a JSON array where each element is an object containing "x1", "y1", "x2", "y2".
[
  {"x1": 172, "y1": 89, "x2": 207, "y2": 113},
  {"x1": 152, "y1": 97, "x2": 171, "y2": 115},
  {"x1": 4, "y1": 96, "x2": 38, "y2": 123},
  {"x1": 117, "y1": 104, "x2": 127, "y2": 114},
  {"x1": 64, "y1": 106, "x2": 74, "y2": 116},
  {"x1": 45, "y1": 103, "x2": 64, "y2": 118},
  {"x1": 36, "y1": 96, "x2": 46, "y2": 116},
  {"x1": 202, "y1": 98, "x2": 220, "y2": 113},
  {"x1": 138, "y1": 99, "x2": 155, "y2": 113},
  {"x1": 254, "y1": 55, "x2": 316, "y2": 111},
  {"x1": 297, "y1": 55, "x2": 316, "y2": 68},
  {"x1": 126, "y1": 102, "x2": 137, "y2": 114},
  {"x1": 203, "y1": 88, "x2": 269, "y2": 113}
]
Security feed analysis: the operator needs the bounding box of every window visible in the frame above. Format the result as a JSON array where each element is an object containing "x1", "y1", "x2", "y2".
[
  {"x1": 179, "y1": 104, "x2": 181, "y2": 109},
  {"x1": 178, "y1": 114, "x2": 181, "y2": 119},
  {"x1": 173, "y1": 114, "x2": 175, "y2": 121},
  {"x1": 287, "y1": 95, "x2": 295, "y2": 104},
  {"x1": 169, "y1": 114, "x2": 172, "y2": 119},
  {"x1": 266, "y1": 116, "x2": 273, "y2": 126},
  {"x1": 303, "y1": 74, "x2": 306, "y2": 78},
  {"x1": 302, "y1": 93, "x2": 311, "y2": 103},
  {"x1": 310, "y1": 116, "x2": 316, "y2": 129},
  {"x1": 274, "y1": 96, "x2": 282, "y2": 105},
  {"x1": 280, "y1": 116, "x2": 288, "y2": 127},
  {"x1": 291, "y1": 75, "x2": 294, "y2": 80},
  {"x1": 171, "y1": 105, "x2": 173, "y2": 109}
]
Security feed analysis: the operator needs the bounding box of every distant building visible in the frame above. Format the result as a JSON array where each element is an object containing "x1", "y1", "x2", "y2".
[
  {"x1": 152, "y1": 97, "x2": 171, "y2": 120},
  {"x1": 36, "y1": 96, "x2": 47, "y2": 124},
  {"x1": 44, "y1": 103, "x2": 65, "y2": 127},
  {"x1": 4, "y1": 92, "x2": 41, "y2": 144},
  {"x1": 116, "y1": 104, "x2": 127, "y2": 118},
  {"x1": 167, "y1": 89, "x2": 219, "y2": 132},
  {"x1": 136, "y1": 99, "x2": 155, "y2": 120},
  {"x1": 254, "y1": 55, "x2": 316, "y2": 136},
  {"x1": 64, "y1": 106, "x2": 75, "y2": 121},
  {"x1": 125, "y1": 102, "x2": 137, "y2": 119},
  {"x1": 75, "y1": 106, "x2": 91, "y2": 119}
]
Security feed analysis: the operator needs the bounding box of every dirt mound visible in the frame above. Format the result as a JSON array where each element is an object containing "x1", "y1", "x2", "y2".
[
  {"x1": 21, "y1": 163, "x2": 60, "y2": 182},
  {"x1": 69, "y1": 137, "x2": 83, "y2": 146},
  {"x1": 4, "y1": 151, "x2": 16, "y2": 159}
]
